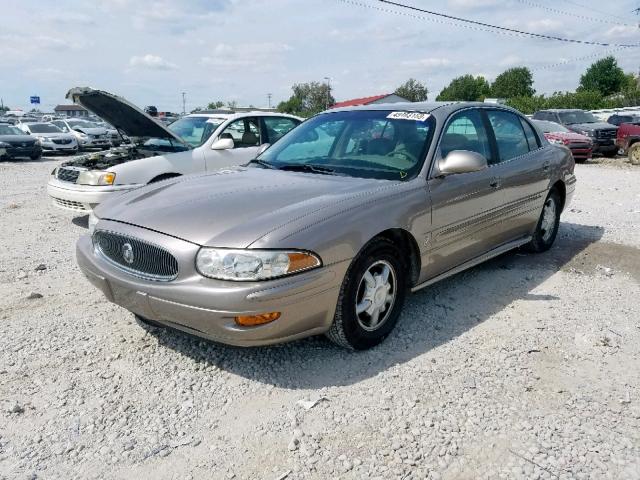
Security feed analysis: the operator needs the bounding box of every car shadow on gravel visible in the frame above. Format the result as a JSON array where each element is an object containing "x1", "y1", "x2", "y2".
[
  {"x1": 148, "y1": 222, "x2": 605, "y2": 389},
  {"x1": 72, "y1": 215, "x2": 89, "y2": 228}
]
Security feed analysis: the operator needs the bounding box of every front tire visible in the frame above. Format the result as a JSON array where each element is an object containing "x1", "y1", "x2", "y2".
[
  {"x1": 525, "y1": 189, "x2": 561, "y2": 253},
  {"x1": 326, "y1": 238, "x2": 407, "y2": 350}
]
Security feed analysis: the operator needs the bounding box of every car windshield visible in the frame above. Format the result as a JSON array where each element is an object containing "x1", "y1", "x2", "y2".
[
  {"x1": 558, "y1": 111, "x2": 599, "y2": 124},
  {"x1": 0, "y1": 125, "x2": 24, "y2": 135},
  {"x1": 68, "y1": 120, "x2": 97, "y2": 128},
  {"x1": 257, "y1": 110, "x2": 435, "y2": 181},
  {"x1": 534, "y1": 120, "x2": 570, "y2": 133},
  {"x1": 28, "y1": 123, "x2": 63, "y2": 133},
  {"x1": 167, "y1": 116, "x2": 224, "y2": 147}
]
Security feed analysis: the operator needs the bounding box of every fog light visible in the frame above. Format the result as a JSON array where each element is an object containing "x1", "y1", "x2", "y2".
[{"x1": 235, "y1": 312, "x2": 281, "y2": 326}]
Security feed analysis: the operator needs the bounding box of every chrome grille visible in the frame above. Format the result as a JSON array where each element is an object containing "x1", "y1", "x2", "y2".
[
  {"x1": 93, "y1": 230, "x2": 178, "y2": 281},
  {"x1": 53, "y1": 138, "x2": 72, "y2": 145},
  {"x1": 57, "y1": 167, "x2": 81, "y2": 183},
  {"x1": 596, "y1": 129, "x2": 616, "y2": 140}
]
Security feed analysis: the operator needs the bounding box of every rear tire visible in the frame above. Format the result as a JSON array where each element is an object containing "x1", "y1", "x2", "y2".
[
  {"x1": 628, "y1": 143, "x2": 640, "y2": 165},
  {"x1": 30, "y1": 152, "x2": 41, "y2": 160},
  {"x1": 326, "y1": 238, "x2": 407, "y2": 350},
  {"x1": 525, "y1": 189, "x2": 561, "y2": 253}
]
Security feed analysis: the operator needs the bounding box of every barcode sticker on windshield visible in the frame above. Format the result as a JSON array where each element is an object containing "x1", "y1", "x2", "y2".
[{"x1": 387, "y1": 111, "x2": 430, "y2": 122}]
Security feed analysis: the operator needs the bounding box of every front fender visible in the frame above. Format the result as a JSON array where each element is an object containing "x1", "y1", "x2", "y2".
[{"x1": 249, "y1": 181, "x2": 431, "y2": 266}]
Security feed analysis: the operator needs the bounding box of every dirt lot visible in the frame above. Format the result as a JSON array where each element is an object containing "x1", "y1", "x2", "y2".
[{"x1": 1, "y1": 155, "x2": 639, "y2": 480}]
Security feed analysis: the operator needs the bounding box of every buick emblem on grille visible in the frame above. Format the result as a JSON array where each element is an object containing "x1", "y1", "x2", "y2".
[{"x1": 122, "y1": 243, "x2": 135, "y2": 264}]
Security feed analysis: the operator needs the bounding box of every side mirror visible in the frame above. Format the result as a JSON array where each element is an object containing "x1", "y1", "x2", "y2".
[
  {"x1": 257, "y1": 143, "x2": 270, "y2": 155},
  {"x1": 439, "y1": 150, "x2": 488, "y2": 175},
  {"x1": 211, "y1": 137, "x2": 234, "y2": 150}
]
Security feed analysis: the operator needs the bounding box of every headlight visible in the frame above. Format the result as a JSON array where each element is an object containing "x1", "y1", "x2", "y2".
[
  {"x1": 88, "y1": 211, "x2": 99, "y2": 234},
  {"x1": 196, "y1": 248, "x2": 321, "y2": 281},
  {"x1": 38, "y1": 136, "x2": 51, "y2": 143},
  {"x1": 76, "y1": 170, "x2": 116, "y2": 186}
]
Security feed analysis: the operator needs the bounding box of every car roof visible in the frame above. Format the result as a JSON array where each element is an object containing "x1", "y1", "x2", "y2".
[
  {"x1": 186, "y1": 111, "x2": 302, "y2": 121},
  {"x1": 325, "y1": 101, "x2": 521, "y2": 118}
]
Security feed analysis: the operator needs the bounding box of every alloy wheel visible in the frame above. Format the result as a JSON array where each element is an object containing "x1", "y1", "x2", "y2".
[{"x1": 355, "y1": 260, "x2": 397, "y2": 332}]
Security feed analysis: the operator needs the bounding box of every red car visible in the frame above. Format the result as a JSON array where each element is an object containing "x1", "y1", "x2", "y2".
[
  {"x1": 532, "y1": 119, "x2": 593, "y2": 163},
  {"x1": 615, "y1": 121, "x2": 640, "y2": 164}
]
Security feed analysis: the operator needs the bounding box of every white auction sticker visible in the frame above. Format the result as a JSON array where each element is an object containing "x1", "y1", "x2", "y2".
[{"x1": 387, "y1": 111, "x2": 430, "y2": 122}]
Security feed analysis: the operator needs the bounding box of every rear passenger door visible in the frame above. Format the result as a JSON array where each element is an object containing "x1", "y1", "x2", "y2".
[{"x1": 485, "y1": 109, "x2": 550, "y2": 241}]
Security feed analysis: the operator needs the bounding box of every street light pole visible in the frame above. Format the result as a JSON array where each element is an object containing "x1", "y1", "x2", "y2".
[
  {"x1": 181, "y1": 92, "x2": 186, "y2": 115},
  {"x1": 324, "y1": 77, "x2": 331, "y2": 110},
  {"x1": 267, "y1": 93, "x2": 272, "y2": 109}
]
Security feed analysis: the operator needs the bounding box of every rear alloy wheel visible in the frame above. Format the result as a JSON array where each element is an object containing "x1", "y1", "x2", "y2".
[
  {"x1": 326, "y1": 238, "x2": 407, "y2": 350},
  {"x1": 628, "y1": 143, "x2": 640, "y2": 166},
  {"x1": 525, "y1": 189, "x2": 561, "y2": 253}
]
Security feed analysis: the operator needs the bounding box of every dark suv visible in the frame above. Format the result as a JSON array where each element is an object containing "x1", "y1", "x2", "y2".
[
  {"x1": 533, "y1": 109, "x2": 618, "y2": 157},
  {"x1": 607, "y1": 113, "x2": 640, "y2": 127}
]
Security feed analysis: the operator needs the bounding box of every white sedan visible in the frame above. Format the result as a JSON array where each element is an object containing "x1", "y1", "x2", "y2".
[{"x1": 47, "y1": 87, "x2": 301, "y2": 213}]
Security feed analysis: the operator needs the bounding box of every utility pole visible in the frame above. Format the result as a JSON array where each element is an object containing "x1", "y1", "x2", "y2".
[
  {"x1": 267, "y1": 93, "x2": 272, "y2": 109},
  {"x1": 181, "y1": 92, "x2": 186, "y2": 115},
  {"x1": 324, "y1": 77, "x2": 331, "y2": 110}
]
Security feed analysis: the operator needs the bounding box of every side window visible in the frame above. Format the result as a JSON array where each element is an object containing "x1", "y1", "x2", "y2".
[
  {"x1": 219, "y1": 117, "x2": 261, "y2": 148},
  {"x1": 440, "y1": 109, "x2": 492, "y2": 161},
  {"x1": 486, "y1": 110, "x2": 530, "y2": 162},
  {"x1": 520, "y1": 118, "x2": 540, "y2": 151},
  {"x1": 52, "y1": 121, "x2": 67, "y2": 132},
  {"x1": 263, "y1": 117, "x2": 299, "y2": 143}
]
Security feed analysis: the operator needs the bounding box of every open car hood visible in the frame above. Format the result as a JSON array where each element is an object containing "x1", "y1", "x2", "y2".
[{"x1": 65, "y1": 87, "x2": 188, "y2": 147}]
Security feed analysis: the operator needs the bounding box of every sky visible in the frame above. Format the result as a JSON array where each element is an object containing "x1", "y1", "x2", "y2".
[{"x1": 1, "y1": 0, "x2": 639, "y2": 112}]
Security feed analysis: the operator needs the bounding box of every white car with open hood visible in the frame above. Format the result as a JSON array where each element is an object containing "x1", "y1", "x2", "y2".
[{"x1": 47, "y1": 87, "x2": 301, "y2": 213}]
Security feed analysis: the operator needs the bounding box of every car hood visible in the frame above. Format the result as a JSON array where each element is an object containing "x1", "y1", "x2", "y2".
[
  {"x1": 96, "y1": 167, "x2": 398, "y2": 248},
  {"x1": 566, "y1": 122, "x2": 617, "y2": 132},
  {"x1": 545, "y1": 131, "x2": 591, "y2": 142},
  {"x1": 65, "y1": 87, "x2": 187, "y2": 146},
  {"x1": 0, "y1": 135, "x2": 37, "y2": 144},
  {"x1": 74, "y1": 127, "x2": 108, "y2": 135}
]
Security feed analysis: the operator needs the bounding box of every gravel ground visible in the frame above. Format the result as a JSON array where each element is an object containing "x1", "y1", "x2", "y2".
[{"x1": 1, "y1": 155, "x2": 639, "y2": 480}]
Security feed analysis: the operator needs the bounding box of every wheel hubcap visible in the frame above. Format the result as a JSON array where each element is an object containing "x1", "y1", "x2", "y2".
[
  {"x1": 355, "y1": 260, "x2": 397, "y2": 331},
  {"x1": 540, "y1": 198, "x2": 557, "y2": 242}
]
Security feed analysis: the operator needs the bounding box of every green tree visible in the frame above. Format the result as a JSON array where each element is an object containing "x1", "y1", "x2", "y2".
[
  {"x1": 491, "y1": 67, "x2": 535, "y2": 98},
  {"x1": 394, "y1": 78, "x2": 428, "y2": 102},
  {"x1": 436, "y1": 75, "x2": 491, "y2": 101},
  {"x1": 578, "y1": 56, "x2": 626, "y2": 97},
  {"x1": 277, "y1": 81, "x2": 335, "y2": 117},
  {"x1": 207, "y1": 100, "x2": 225, "y2": 109}
]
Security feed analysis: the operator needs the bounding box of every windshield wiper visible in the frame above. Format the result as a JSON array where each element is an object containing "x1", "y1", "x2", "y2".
[
  {"x1": 246, "y1": 158, "x2": 276, "y2": 169},
  {"x1": 277, "y1": 164, "x2": 336, "y2": 175}
]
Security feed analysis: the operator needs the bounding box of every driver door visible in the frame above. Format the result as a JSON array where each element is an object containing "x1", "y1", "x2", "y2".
[
  {"x1": 205, "y1": 117, "x2": 263, "y2": 171},
  {"x1": 424, "y1": 108, "x2": 506, "y2": 280}
]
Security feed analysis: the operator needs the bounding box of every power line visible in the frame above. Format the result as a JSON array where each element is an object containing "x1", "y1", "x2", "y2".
[
  {"x1": 356, "y1": 0, "x2": 640, "y2": 48},
  {"x1": 560, "y1": 0, "x2": 631, "y2": 23},
  {"x1": 514, "y1": 0, "x2": 633, "y2": 27}
]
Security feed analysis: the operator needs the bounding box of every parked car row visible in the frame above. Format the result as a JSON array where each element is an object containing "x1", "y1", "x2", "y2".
[{"x1": 60, "y1": 90, "x2": 576, "y2": 350}]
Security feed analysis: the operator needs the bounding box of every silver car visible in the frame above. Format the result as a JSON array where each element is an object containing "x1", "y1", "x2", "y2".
[{"x1": 77, "y1": 102, "x2": 576, "y2": 350}]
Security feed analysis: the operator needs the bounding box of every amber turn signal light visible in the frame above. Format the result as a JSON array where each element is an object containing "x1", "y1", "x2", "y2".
[{"x1": 235, "y1": 312, "x2": 281, "y2": 326}]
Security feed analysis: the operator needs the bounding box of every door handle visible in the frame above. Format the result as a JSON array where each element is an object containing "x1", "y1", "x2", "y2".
[{"x1": 489, "y1": 177, "x2": 501, "y2": 189}]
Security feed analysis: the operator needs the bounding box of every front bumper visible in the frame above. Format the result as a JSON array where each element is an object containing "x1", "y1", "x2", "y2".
[
  {"x1": 568, "y1": 146, "x2": 592, "y2": 160},
  {"x1": 0, "y1": 145, "x2": 41, "y2": 159},
  {"x1": 76, "y1": 223, "x2": 348, "y2": 346},
  {"x1": 591, "y1": 139, "x2": 617, "y2": 154},
  {"x1": 47, "y1": 177, "x2": 141, "y2": 212},
  {"x1": 41, "y1": 141, "x2": 78, "y2": 153}
]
